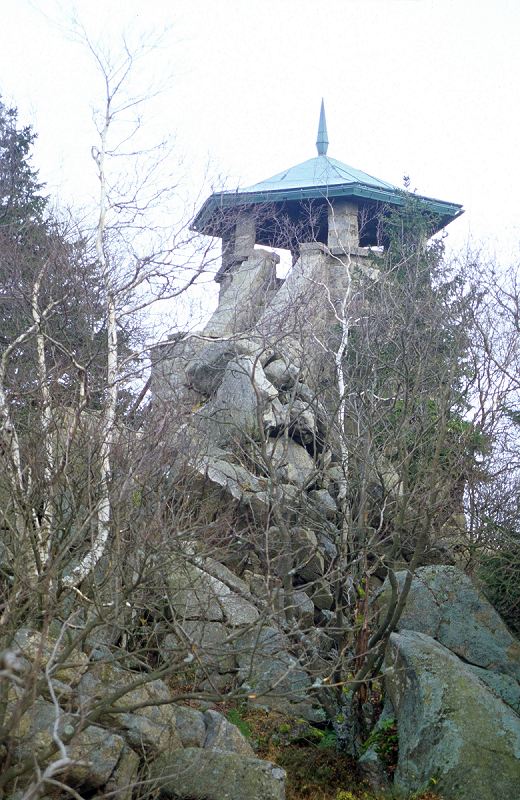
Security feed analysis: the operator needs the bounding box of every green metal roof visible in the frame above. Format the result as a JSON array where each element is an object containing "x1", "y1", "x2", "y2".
[
  {"x1": 192, "y1": 102, "x2": 463, "y2": 238},
  {"x1": 242, "y1": 154, "x2": 398, "y2": 194}
]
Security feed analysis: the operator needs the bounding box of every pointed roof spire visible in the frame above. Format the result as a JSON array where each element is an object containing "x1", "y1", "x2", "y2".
[{"x1": 316, "y1": 98, "x2": 329, "y2": 156}]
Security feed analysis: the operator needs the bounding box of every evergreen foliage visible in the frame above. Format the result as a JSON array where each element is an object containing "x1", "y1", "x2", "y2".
[
  {"x1": 0, "y1": 99, "x2": 137, "y2": 418},
  {"x1": 0, "y1": 99, "x2": 46, "y2": 227}
]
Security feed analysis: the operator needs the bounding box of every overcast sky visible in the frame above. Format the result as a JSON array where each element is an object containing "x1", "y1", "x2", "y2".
[{"x1": 1, "y1": 0, "x2": 519, "y2": 271}]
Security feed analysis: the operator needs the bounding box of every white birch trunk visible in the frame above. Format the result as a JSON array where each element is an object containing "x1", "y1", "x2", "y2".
[
  {"x1": 0, "y1": 326, "x2": 40, "y2": 574},
  {"x1": 63, "y1": 102, "x2": 118, "y2": 588},
  {"x1": 31, "y1": 265, "x2": 55, "y2": 567}
]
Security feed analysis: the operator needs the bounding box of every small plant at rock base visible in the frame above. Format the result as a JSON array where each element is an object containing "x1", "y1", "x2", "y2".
[
  {"x1": 318, "y1": 729, "x2": 339, "y2": 750},
  {"x1": 362, "y1": 718, "x2": 399, "y2": 776},
  {"x1": 408, "y1": 775, "x2": 444, "y2": 799},
  {"x1": 226, "y1": 707, "x2": 252, "y2": 739}
]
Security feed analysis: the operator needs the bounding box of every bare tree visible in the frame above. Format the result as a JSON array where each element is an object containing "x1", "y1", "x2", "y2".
[
  {"x1": 461, "y1": 259, "x2": 520, "y2": 633},
  {"x1": 0, "y1": 31, "x2": 221, "y2": 796}
]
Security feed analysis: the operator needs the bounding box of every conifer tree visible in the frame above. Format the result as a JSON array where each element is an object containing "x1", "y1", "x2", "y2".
[{"x1": 0, "y1": 100, "x2": 136, "y2": 415}]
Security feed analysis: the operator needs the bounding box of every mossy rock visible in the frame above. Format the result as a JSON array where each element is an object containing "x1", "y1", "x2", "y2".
[{"x1": 386, "y1": 630, "x2": 520, "y2": 800}]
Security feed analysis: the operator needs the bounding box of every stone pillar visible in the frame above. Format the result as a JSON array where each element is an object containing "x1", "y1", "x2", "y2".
[
  {"x1": 327, "y1": 200, "x2": 359, "y2": 254},
  {"x1": 220, "y1": 231, "x2": 234, "y2": 276},
  {"x1": 234, "y1": 214, "x2": 257, "y2": 261},
  {"x1": 203, "y1": 249, "x2": 279, "y2": 337},
  {"x1": 217, "y1": 214, "x2": 257, "y2": 285}
]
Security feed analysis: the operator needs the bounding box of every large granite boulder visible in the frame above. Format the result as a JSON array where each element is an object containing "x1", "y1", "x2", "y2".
[
  {"x1": 151, "y1": 748, "x2": 286, "y2": 800},
  {"x1": 13, "y1": 627, "x2": 89, "y2": 689},
  {"x1": 165, "y1": 559, "x2": 260, "y2": 625},
  {"x1": 265, "y1": 437, "x2": 315, "y2": 488},
  {"x1": 203, "y1": 708, "x2": 255, "y2": 756},
  {"x1": 173, "y1": 705, "x2": 207, "y2": 748},
  {"x1": 150, "y1": 334, "x2": 204, "y2": 408},
  {"x1": 189, "y1": 449, "x2": 270, "y2": 515},
  {"x1": 264, "y1": 525, "x2": 324, "y2": 582},
  {"x1": 12, "y1": 697, "x2": 139, "y2": 793},
  {"x1": 385, "y1": 630, "x2": 520, "y2": 800},
  {"x1": 378, "y1": 565, "x2": 520, "y2": 683},
  {"x1": 186, "y1": 339, "x2": 237, "y2": 395},
  {"x1": 162, "y1": 620, "x2": 237, "y2": 674},
  {"x1": 237, "y1": 626, "x2": 324, "y2": 722},
  {"x1": 8, "y1": 674, "x2": 281, "y2": 799},
  {"x1": 264, "y1": 356, "x2": 300, "y2": 389},
  {"x1": 77, "y1": 662, "x2": 182, "y2": 755},
  {"x1": 377, "y1": 563, "x2": 520, "y2": 727},
  {"x1": 195, "y1": 355, "x2": 278, "y2": 446},
  {"x1": 307, "y1": 488, "x2": 338, "y2": 519}
]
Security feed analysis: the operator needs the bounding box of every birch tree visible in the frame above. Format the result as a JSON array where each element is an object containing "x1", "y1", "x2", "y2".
[{"x1": 0, "y1": 33, "x2": 220, "y2": 794}]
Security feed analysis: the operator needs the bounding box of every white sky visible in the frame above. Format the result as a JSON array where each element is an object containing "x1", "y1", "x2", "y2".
[{"x1": 1, "y1": 0, "x2": 520, "y2": 277}]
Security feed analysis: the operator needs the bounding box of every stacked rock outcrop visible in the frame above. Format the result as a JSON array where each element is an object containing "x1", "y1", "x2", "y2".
[
  {"x1": 149, "y1": 237, "x2": 520, "y2": 800},
  {"x1": 5, "y1": 627, "x2": 285, "y2": 800}
]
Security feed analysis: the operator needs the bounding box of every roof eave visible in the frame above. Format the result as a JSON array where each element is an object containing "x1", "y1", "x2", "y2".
[{"x1": 191, "y1": 185, "x2": 463, "y2": 236}]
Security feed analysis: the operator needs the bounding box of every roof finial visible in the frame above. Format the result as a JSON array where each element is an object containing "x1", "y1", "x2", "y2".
[{"x1": 316, "y1": 98, "x2": 329, "y2": 156}]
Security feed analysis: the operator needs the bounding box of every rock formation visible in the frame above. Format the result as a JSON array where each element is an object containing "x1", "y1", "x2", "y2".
[
  {"x1": 4, "y1": 627, "x2": 285, "y2": 800},
  {"x1": 378, "y1": 567, "x2": 520, "y2": 800},
  {"x1": 4, "y1": 110, "x2": 517, "y2": 800},
  {"x1": 147, "y1": 195, "x2": 519, "y2": 797}
]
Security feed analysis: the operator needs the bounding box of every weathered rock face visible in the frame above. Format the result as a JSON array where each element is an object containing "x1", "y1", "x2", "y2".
[
  {"x1": 378, "y1": 564, "x2": 520, "y2": 709},
  {"x1": 375, "y1": 567, "x2": 520, "y2": 798},
  {"x1": 12, "y1": 696, "x2": 139, "y2": 793},
  {"x1": 188, "y1": 447, "x2": 270, "y2": 514},
  {"x1": 148, "y1": 217, "x2": 520, "y2": 800},
  {"x1": 266, "y1": 525, "x2": 325, "y2": 582},
  {"x1": 169, "y1": 705, "x2": 205, "y2": 748},
  {"x1": 151, "y1": 334, "x2": 204, "y2": 407},
  {"x1": 236, "y1": 626, "x2": 325, "y2": 722},
  {"x1": 196, "y1": 355, "x2": 278, "y2": 446},
  {"x1": 385, "y1": 565, "x2": 519, "y2": 666},
  {"x1": 14, "y1": 626, "x2": 90, "y2": 688},
  {"x1": 5, "y1": 627, "x2": 284, "y2": 799},
  {"x1": 78, "y1": 662, "x2": 183, "y2": 755},
  {"x1": 163, "y1": 621, "x2": 237, "y2": 673},
  {"x1": 264, "y1": 356, "x2": 300, "y2": 389},
  {"x1": 165, "y1": 558, "x2": 260, "y2": 626},
  {"x1": 151, "y1": 748, "x2": 286, "y2": 800},
  {"x1": 203, "y1": 708, "x2": 255, "y2": 756},
  {"x1": 266, "y1": 438, "x2": 316, "y2": 488},
  {"x1": 202, "y1": 249, "x2": 279, "y2": 338},
  {"x1": 385, "y1": 630, "x2": 520, "y2": 800},
  {"x1": 186, "y1": 339, "x2": 238, "y2": 396},
  {"x1": 152, "y1": 316, "x2": 343, "y2": 714}
]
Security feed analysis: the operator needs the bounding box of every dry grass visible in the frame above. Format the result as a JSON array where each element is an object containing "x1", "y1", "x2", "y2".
[{"x1": 216, "y1": 704, "x2": 443, "y2": 800}]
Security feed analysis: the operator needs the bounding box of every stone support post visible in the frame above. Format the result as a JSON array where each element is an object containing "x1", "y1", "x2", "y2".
[
  {"x1": 327, "y1": 200, "x2": 359, "y2": 254},
  {"x1": 234, "y1": 214, "x2": 257, "y2": 261}
]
